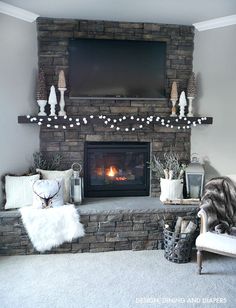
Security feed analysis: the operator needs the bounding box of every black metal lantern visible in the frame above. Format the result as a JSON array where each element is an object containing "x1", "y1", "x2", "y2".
[{"x1": 185, "y1": 154, "x2": 205, "y2": 199}]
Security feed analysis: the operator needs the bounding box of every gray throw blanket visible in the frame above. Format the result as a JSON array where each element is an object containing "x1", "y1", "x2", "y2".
[{"x1": 200, "y1": 177, "x2": 236, "y2": 235}]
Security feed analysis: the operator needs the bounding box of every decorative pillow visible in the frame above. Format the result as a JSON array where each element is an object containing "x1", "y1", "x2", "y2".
[
  {"x1": 36, "y1": 169, "x2": 73, "y2": 203},
  {"x1": 4, "y1": 174, "x2": 40, "y2": 210},
  {"x1": 32, "y1": 179, "x2": 64, "y2": 209}
]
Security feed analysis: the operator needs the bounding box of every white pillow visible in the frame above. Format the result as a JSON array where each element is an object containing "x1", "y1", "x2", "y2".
[
  {"x1": 5, "y1": 174, "x2": 40, "y2": 210},
  {"x1": 36, "y1": 169, "x2": 73, "y2": 203},
  {"x1": 32, "y1": 179, "x2": 64, "y2": 209}
]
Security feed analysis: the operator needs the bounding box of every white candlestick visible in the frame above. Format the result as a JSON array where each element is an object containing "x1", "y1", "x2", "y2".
[
  {"x1": 170, "y1": 99, "x2": 177, "y2": 117},
  {"x1": 187, "y1": 97, "x2": 194, "y2": 117},
  {"x1": 58, "y1": 88, "x2": 67, "y2": 116}
]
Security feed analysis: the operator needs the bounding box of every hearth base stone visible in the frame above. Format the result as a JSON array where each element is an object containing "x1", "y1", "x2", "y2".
[{"x1": 0, "y1": 198, "x2": 198, "y2": 255}]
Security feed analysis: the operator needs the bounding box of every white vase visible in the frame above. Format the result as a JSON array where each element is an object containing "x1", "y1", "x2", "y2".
[
  {"x1": 37, "y1": 100, "x2": 47, "y2": 116},
  {"x1": 160, "y1": 178, "x2": 183, "y2": 202}
]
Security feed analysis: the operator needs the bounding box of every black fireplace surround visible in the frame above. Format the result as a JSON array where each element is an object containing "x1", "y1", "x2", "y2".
[{"x1": 84, "y1": 142, "x2": 150, "y2": 197}]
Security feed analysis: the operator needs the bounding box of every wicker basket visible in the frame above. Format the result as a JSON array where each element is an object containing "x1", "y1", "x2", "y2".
[{"x1": 164, "y1": 227, "x2": 195, "y2": 263}]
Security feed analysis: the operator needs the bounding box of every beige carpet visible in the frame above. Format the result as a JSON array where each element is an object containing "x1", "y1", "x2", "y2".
[{"x1": 0, "y1": 250, "x2": 235, "y2": 308}]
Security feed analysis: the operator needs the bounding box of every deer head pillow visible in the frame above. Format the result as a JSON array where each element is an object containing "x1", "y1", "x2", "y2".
[{"x1": 33, "y1": 179, "x2": 64, "y2": 209}]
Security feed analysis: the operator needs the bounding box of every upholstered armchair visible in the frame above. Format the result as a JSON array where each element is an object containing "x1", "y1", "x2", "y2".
[
  {"x1": 196, "y1": 175, "x2": 236, "y2": 274},
  {"x1": 196, "y1": 209, "x2": 236, "y2": 274}
]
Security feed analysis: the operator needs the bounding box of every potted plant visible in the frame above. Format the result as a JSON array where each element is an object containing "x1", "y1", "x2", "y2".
[{"x1": 150, "y1": 151, "x2": 187, "y2": 202}]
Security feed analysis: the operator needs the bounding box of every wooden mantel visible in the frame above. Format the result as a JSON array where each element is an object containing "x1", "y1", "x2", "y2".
[{"x1": 18, "y1": 115, "x2": 213, "y2": 129}]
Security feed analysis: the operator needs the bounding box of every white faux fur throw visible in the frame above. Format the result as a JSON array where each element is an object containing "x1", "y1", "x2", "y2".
[{"x1": 20, "y1": 205, "x2": 85, "y2": 252}]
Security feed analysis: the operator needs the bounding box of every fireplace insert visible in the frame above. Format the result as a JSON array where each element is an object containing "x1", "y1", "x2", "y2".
[{"x1": 84, "y1": 142, "x2": 150, "y2": 197}]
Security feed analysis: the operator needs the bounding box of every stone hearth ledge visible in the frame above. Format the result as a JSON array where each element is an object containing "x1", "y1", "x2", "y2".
[
  {"x1": 0, "y1": 197, "x2": 198, "y2": 217},
  {"x1": 0, "y1": 198, "x2": 199, "y2": 255},
  {"x1": 78, "y1": 197, "x2": 198, "y2": 214}
]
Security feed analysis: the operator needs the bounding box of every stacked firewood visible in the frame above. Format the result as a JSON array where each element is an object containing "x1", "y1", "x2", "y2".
[{"x1": 165, "y1": 217, "x2": 198, "y2": 261}]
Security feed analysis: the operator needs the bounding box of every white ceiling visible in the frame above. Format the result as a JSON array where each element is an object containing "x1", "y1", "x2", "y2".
[{"x1": 3, "y1": 0, "x2": 236, "y2": 25}]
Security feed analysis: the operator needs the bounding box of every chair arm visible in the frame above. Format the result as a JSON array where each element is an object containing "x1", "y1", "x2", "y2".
[{"x1": 198, "y1": 209, "x2": 209, "y2": 233}]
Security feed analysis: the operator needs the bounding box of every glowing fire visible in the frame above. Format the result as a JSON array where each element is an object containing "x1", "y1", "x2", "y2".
[
  {"x1": 96, "y1": 166, "x2": 128, "y2": 181},
  {"x1": 106, "y1": 166, "x2": 118, "y2": 177},
  {"x1": 115, "y1": 177, "x2": 127, "y2": 181}
]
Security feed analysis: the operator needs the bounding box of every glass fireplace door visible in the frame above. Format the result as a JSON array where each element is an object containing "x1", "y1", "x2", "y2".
[{"x1": 84, "y1": 142, "x2": 150, "y2": 197}]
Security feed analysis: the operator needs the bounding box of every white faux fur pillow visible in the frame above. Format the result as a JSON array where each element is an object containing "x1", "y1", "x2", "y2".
[
  {"x1": 5, "y1": 174, "x2": 40, "y2": 210},
  {"x1": 32, "y1": 179, "x2": 64, "y2": 209},
  {"x1": 36, "y1": 169, "x2": 73, "y2": 203}
]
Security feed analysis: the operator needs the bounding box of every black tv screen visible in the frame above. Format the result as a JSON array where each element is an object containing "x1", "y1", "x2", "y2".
[{"x1": 69, "y1": 39, "x2": 166, "y2": 98}]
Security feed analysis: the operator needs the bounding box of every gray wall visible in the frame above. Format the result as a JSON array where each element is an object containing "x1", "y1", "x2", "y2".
[
  {"x1": 192, "y1": 25, "x2": 236, "y2": 179},
  {"x1": 0, "y1": 14, "x2": 39, "y2": 203}
]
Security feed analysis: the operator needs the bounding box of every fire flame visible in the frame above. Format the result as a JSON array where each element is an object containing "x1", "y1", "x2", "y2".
[
  {"x1": 115, "y1": 177, "x2": 127, "y2": 181},
  {"x1": 106, "y1": 166, "x2": 118, "y2": 177}
]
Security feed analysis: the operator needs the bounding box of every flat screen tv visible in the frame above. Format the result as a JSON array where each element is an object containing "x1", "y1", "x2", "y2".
[{"x1": 69, "y1": 39, "x2": 166, "y2": 99}]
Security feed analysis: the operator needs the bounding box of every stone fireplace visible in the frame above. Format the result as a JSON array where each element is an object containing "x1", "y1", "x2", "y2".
[
  {"x1": 37, "y1": 17, "x2": 194, "y2": 197},
  {"x1": 0, "y1": 18, "x2": 200, "y2": 256}
]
